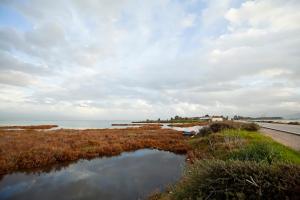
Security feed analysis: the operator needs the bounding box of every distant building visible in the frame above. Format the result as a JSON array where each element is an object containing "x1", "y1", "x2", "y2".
[{"x1": 211, "y1": 116, "x2": 224, "y2": 122}]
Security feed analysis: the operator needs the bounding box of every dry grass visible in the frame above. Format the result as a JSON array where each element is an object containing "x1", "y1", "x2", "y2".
[{"x1": 0, "y1": 125, "x2": 188, "y2": 175}]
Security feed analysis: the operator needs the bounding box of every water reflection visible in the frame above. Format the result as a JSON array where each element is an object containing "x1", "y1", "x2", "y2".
[
  {"x1": 0, "y1": 149, "x2": 185, "y2": 200},
  {"x1": 162, "y1": 124, "x2": 203, "y2": 133}
]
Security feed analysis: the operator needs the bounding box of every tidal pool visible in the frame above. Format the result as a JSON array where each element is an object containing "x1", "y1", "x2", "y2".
[{"x1": 0, "y1": 149, "x2": 185, "y2": 200}]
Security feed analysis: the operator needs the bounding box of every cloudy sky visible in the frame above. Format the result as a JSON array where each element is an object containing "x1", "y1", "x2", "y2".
[{"x1": 0, "y1": 0, "x2": 299, "y2": 120}]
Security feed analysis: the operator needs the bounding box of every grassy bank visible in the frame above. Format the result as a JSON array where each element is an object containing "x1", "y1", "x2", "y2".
[
  {"x1": 151, "y1": 127, "x2": 300, "y2": 199},
  {"x1": 0, "y1": 125, "x2": 188, "y2": 175}
]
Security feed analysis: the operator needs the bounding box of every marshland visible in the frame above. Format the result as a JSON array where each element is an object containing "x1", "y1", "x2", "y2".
[
  {"x1": 1, "y1": 120, "x2": 300, "y2": 199},
  {"x1": 0, "y1": 124, "x2": 188, "y2": 175}
]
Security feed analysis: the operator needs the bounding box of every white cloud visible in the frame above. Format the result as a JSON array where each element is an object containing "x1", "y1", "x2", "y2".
[
  {"x1": 225, "y1": 0, "x2": 300, "y2": 31},
  {"x1": 180, "y1": 14, "x2": 197, "y2": 28},
  {"x1": 0, "y1": 70, "x2": 37, "y2": 86},
  {"x1": 0, "y1": 0, "x2": 299, "y2": 120}
]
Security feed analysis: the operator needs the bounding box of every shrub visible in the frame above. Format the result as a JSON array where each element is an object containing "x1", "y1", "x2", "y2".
[
  {"x1": 241, "y1": 123, "x2": 260, "y2": 131},
  {"x1": 202, "y1": 122, "x2": 259, "y2": 134},
  {"x1": 288, "y1": 122, "x2": 300, "y2": 125},
  {"x1": 171, "y1": 160, "x2": 300, "y2": 200},
  {"x1": 198, "y1": 127, "x2": 212, "y2": 136},
  {"x1": 209, "y1": 122, "x2": 235, "y2": 133},
  {"x1": 228, "y1": 142, "x2": 282, "y2": 164}
]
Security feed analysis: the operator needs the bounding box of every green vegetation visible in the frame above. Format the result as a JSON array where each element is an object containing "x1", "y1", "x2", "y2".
[
  {"x1": 169, "y1": 160, "x2": 300, "y2": 200},
  {"x1": 209, "y1": 121, "x2": 236, "y2": 132},
  {"x1": 288, "y1": 121, "x2": 300, "y2": 125},
  {"x1": 151, "y1": 123, "x2": 300, "y2": 200},
  {"x1": 167, "y1": 119, "x2": 204, "y2": 123},
  {"x1": 224, "y1": 129, "x2": 300, "y2": 164},
  {"x1": 199, "y1": 121, "x2": 259, "y2": 135},
  {"x1": 133, "y1": 115, "x2": 210, "y2": 124},
  {"x1": 198, "y1": 126, "x2": 212, "y2": 136},
  {"x1": 240, "y1": 122, "x2": 260, "y2": 131},
  {"x1": 229, "y1": 142, "x2": 286, "y2": 164},
  {"x1": 134, "y1": 119, "x2": 206, "y2": 123}
]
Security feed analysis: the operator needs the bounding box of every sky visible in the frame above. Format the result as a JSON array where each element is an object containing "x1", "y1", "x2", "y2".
[{"x1": 0, "y1": 0, "x2": 299, "y2": 120}]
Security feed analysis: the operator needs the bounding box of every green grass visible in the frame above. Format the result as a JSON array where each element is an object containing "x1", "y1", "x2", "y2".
[
  {"x1": 151, "y1": 128, "x2": 300, "y2": 200},
  {"x1": 222, "y1": 129, "x2": 300, "y2": 164},
  {"x1": 187, "y1": 129, "x2": 300, "y2": 163},
  {"x1": 169, "y1": 160, "x2": 300, "y2": 200},
  {"x1": 222, "y1": 129, "x2": 267, "y2": 141}
]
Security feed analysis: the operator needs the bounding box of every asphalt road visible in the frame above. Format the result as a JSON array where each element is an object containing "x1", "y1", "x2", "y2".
[
  {"x1": 260, "y1": 128, "x2": 300, "y2": 151},
  {"x1": 257, "y1": 122, "x2": 300, "y2": 135}
]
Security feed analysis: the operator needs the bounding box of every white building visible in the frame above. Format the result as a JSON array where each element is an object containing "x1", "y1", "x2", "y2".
[{"x1": 211, "y1": 117, "x2": 224, "y2": 122}]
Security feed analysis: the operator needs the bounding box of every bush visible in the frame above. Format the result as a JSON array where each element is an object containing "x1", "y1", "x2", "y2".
[
  {"x1": 209, "y1": 122, "x2": 235, "y2": 133},
  {"x1": 241, "y1": 123, "x2": 260, "y2": 131},
  {"x1": 228, "y1": 142, "x2": 282, "y2": 164},
  {"x1": 171, "y1": 160, "x2": 300, "y2": 200},
  {"x1": 288, "y1": 122, "x2": 300, "y2": 125},
  {"x1": 201, "y1": 122, "x2": 259, "y2": 135},
  {"x1": 198, "y1": 127, "x2": 212, "y2": 136}
]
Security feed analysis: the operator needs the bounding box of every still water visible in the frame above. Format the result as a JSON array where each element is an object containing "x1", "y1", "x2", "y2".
[
  {"x1": 0, "y1": 149, "x2": 185, "y2": 200},
  {"x1": 0, "y1": 120, "x2": 133, "y2": 129}
]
